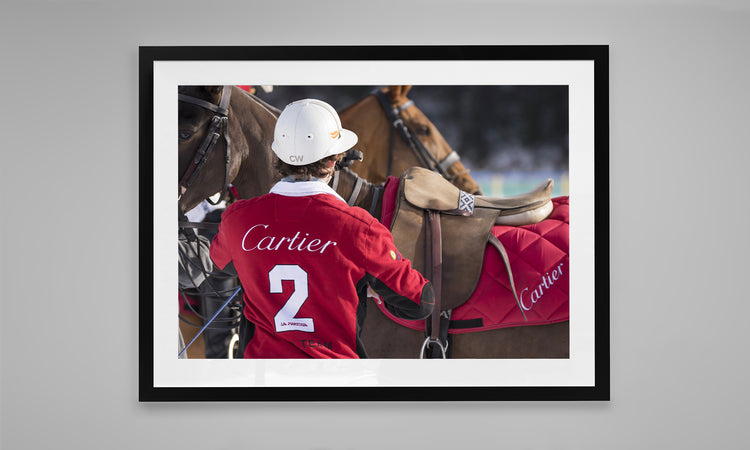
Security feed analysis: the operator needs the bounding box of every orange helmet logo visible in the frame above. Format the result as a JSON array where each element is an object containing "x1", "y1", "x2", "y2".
[{"x1": 330, "y1": 130, "x2": 340, "y2": 139}]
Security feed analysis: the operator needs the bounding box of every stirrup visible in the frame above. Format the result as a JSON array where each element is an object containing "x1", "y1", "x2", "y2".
[
  {"x1": 228, "y1": 333, "x2": 240, "y2": 359},
  {"x1": 419, "y1": 337, "x2": 448, "y2": 359}
]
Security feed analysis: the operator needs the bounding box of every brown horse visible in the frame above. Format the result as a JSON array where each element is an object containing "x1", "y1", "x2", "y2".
[
  {"x1": 178, "y1": 86, "x2": 568, "y2": 358},
  {"x1": 339, "y1": 86, "x2": 482, "y2": 195}
]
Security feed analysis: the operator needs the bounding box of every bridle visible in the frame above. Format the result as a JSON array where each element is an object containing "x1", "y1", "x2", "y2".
[
  {"x1": 178, "y1": 85, "x2": 233, "y2": 205},
  {"x1": 373, "y1": 89, "x2": 464, "y2": 180},
  {"x1": 177, "y1": 86, "x2": 239, "y2": 357}
]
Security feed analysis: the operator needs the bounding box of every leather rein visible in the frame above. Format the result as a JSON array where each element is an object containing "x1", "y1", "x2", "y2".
[
  {"x1": 178, "y1": 85, "x2": 233, "y2": 206},
  {"x1": 373, "y1": 89, "x2": 463, "y2": 180}
]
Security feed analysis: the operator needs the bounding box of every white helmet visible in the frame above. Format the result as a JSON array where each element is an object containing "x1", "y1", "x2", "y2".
[{"x1": 272, "y1": 99, "x2": 358, "y2": 166}]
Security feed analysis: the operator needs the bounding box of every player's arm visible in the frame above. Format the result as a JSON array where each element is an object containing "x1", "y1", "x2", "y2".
[
  {"x1": 363, "y1": 222, "x2": 434, "y2": 320},
  {"x1": 363, "y1": 274, "x2": 434, "y2": 320}
]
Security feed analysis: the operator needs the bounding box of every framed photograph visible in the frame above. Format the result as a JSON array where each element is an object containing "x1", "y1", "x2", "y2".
[{"x1": 140, "y1": 45, "x2": 609, "y2": 401}]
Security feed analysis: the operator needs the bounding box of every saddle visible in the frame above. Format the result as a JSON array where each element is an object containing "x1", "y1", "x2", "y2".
[{"x1": 388, "y1": 167, "x2": 554, "y2": 357}]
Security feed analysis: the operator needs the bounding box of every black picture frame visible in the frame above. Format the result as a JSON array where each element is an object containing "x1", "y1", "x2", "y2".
[{"x1": 139, "y1": 45, "x2": 609, "y2": 402}]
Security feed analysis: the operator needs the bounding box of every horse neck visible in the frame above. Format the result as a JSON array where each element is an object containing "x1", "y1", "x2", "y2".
[
  {"x1": 331, "y1": 168, "x2": 383, "y2": 220},
  {"x1": 229, "y1": 91, "x2": 279, "y2": 199},
  {"x1": 342, "y1": 92, "x2": 482, "y2": 195},
  {"x1": 339, "y1": 96, "x2": 392, "y2": 185}
]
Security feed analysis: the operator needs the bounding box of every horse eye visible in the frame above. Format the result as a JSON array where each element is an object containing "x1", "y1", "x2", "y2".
[
  {"x1": 415, "y1": 125, "x2": 431, "y2": 136},
  {"x1": 179, "y1": 130, "x2": 194, "y2": 141}
]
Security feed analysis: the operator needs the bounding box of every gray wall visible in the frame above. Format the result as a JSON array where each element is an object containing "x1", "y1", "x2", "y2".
[{"x1": 1, "y1": 1, "x2": 748, "y2": 449}]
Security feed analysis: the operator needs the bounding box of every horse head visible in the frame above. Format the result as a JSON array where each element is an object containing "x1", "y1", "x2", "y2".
[
  {"x1": 178, "y1": 86, "x2": 277, "y2": 213},
  {"x1": 340, "y1": 85, "x2": 482, "y2": 195}
]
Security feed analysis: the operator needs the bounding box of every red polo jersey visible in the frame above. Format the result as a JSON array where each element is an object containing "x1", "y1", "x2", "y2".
[{"x1": 210, "y1": 179, "x2": 432, "y2": 358}]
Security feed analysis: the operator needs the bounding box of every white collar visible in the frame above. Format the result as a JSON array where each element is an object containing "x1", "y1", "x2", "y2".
[{"x1": 269, "y1": 179, "x2": 347, "y2": 204}]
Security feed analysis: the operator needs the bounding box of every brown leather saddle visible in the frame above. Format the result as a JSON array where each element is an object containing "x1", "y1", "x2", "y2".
[{"x1": 388, "y1": 167, "x2": 554, "y2": 357}]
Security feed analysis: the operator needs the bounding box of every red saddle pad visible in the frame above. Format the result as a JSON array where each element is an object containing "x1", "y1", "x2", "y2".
[{"x1": 377, "y1": 177, "x2": 569, "y2": 333}]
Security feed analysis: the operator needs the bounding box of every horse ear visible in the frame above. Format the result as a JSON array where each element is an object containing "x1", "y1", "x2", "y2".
[
  {"x1": 205, "y1": 86, "x2": 224, "y2": 101},
  {"x1": 179, "y1": 85, "x2": 223, "y2": 102},
  {"x1": 385, "y1": 85, "x2": 412, "y2": 104}
]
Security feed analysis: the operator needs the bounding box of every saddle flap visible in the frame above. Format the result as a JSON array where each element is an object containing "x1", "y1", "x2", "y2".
[
  {"x1": 402, "y1": 167, "x2": 466, "y2": 212},
  {"x1": 390, "y1": 172, "x2": 500, "y2": 311}
]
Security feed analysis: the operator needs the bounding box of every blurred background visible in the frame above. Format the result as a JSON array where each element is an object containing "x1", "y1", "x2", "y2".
[{"x1": 254, "y1": 85, "x2": 569, "y2": 197}]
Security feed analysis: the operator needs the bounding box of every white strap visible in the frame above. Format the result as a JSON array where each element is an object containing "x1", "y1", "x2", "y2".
[
  {"x1": 438, "y1": 151, "x2": 461, "y2": 172},
  {"x1": 347, "y1": 177, "x2": 364, "y2": 206}
]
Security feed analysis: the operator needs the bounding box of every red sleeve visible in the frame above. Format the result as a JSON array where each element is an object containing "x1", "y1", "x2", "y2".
[{"x1": 364, "y1": 220, "x2": 434, "y2": 320}]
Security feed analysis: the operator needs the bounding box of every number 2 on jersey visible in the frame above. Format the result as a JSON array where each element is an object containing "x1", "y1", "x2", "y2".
[{"x1": 269, "y1": 264, "x2": 314, "y2": 333}]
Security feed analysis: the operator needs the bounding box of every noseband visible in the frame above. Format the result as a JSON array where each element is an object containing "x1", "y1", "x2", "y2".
[
  {"x1": 373, "y1": 89, "x2": 462, "y2": 179},
  {"x1": 178, "y1": 85, "x2": 232, "y2": 205}
]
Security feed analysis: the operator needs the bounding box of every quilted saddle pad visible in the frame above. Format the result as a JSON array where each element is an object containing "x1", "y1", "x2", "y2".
[{"x1": 376, "y1": 177, "x2": 569, "y2": 333}]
